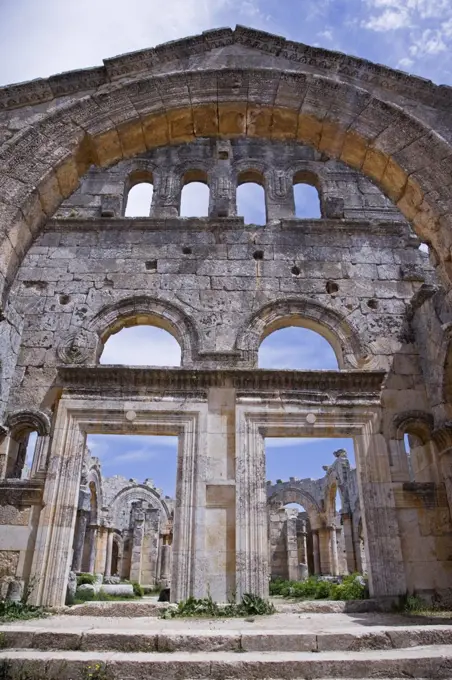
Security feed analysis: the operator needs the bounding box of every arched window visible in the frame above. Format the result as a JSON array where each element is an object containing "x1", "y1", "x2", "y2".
[
  {"x1": 5, "y1": 428, "x2": 38, "y2": 480},
  {"x1": 124, "y1": 172, "x2": 154, "y2": 217},
  {"x1": 258, "y1": 327, "x2": 339, "y2": 370},
  {"x1": 293, "y1": 171, "x2": 321, "y2": 218},
  {"x1": 99, "y1": 325, "x2": 181, "y2": 367},
  {"x1": 180, "y1": 171, "x2": 209, "y2": 217},
  {"x1": 237, "y1": 170, "x2": 266, "y2": 225}
]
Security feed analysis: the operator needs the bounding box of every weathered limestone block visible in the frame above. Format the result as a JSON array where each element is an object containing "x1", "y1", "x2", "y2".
[{"x1": 101, "y1": 583, "x2": 134, "y2": 597}]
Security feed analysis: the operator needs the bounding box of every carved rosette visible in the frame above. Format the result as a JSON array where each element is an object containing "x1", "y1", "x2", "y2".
[{"x1": 57, "y1": 330, "x2": 98, "y2": 365}]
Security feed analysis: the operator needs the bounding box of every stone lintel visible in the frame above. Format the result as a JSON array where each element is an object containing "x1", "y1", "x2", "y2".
[
  {"x1": 0, "y1": 479, "x2": 44, "y2": 506},
  {"x1": 56, "y1": 365, "x2": 386, "y2": 399}
]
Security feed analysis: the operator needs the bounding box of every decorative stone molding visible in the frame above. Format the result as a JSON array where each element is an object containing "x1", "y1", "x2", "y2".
[
  {"x1": 5, "y1": 409, "x2": 51, "y2": 437},
  {"x1": 0, "y1": 480, "x2": 44, "y2": 506},
  {"x1": 235, "y1": 297, "x2": 369, "y2": 369},
  {"x1": 30, "y1": 396, "x2": 205, "y2": 607},
  {"x1": 56, "y1": 330, "x2": 99, "y2": 365},
  {"x1": 392, "y1": 410, "x2": 434, "y2": 444},
  {"x1": 56, "y1": 366, "x2": 386, "y2": 399},
  {"x1": 87, "y1": 295, "x2": 198, "y2": 366}
]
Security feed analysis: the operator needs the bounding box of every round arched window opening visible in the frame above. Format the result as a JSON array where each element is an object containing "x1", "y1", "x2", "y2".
[
  {"x1": 180, "y1": 170, "x2": 209, "y2": 217},
  {"x1": 258, "y1": 326, "x2": 339, "y2": 370},
  {"x1": 99, "y1": 324, "x2": 182, "y2": 367},
  {"x1": 237, "y1": 170, "x2": 266, "y2": 226}
]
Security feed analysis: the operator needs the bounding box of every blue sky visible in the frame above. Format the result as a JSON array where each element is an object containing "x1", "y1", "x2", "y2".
[{"x1": 5, "y1": 0, "x2": 445, "y2": 494}]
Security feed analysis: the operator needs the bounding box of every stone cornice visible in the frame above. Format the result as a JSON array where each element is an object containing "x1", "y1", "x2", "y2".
[
  {"x1": 0, "y1": 26, "x2": 450, "y2": 113},
  {"x1": 0, "y1": 479, "x2": 44, "y2": 506},
  {"x1": 47, "y1": 216, "x2": 411, "y2": 239},
  {"x1": 56, "y1": 366, "x2": 386, "y2": 400}
]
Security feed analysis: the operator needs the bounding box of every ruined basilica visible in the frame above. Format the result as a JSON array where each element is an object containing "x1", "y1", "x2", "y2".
[{"x1": 1, "y1": 26, "x2": 452, "y2": 607}]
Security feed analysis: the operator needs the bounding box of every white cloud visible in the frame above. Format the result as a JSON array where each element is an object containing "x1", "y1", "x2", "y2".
[
  {"x1": 409, "y1": 28, "x2": 447, "y2": 55},
  {"x1": 362, "y1": 7, "x2": 411, "y2": 31},
  {"x1": 0, "y1": 0, "x2": 269, "y2": 85},
  {"x1": 397, "y1": 56, "x2": 415, "y2": 68},
  {"x1": 100, "y1": 326, "x2": 181, "y2": 366}
]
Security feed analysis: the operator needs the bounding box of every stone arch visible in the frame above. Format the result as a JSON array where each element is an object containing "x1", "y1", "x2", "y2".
[
  {"x1": 83, "y1": 296, "x2": 198, "y2": 366},
  {"x1": 110, "y1": 484, "x2": 170, "y2": 531},
  {"x1": 393, "y1": 410, "x2": 434, "y2": 446},
  {"x1": 268, "y1": 486, "x2": 322, "y2": 529},
  {"x1": 5, "y1": 409, "x2": 51, "y2": 437},
  {"x1": 1, "y1": 56, "x2": 452, "y2": 305},
  {"x1": 236, "y1": 297, "x2": 369, "y2": 369}
]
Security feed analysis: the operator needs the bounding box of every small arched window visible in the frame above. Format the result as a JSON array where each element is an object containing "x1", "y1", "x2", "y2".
[
  {"x1": 237, "y1": 170, "x2": 266, "y2": 225},
  {"x1": 5, "y1": 429, "x2": 38, "y2": 479},
  {"x1": 259, "y1": 326, "x2": 339, "y2": 370},
  {"x1": 180, "y1": 170, "x2": 209, "y2": 217},
  {"x1": 99, "y1": 324, "x2": 181, "y2": 367},
  {"x1": 124, "y1": 171, "x2": 154, "y2": 217},
  {"x1": 293, "y1": 171, "x2": 321, "y2": 218}
]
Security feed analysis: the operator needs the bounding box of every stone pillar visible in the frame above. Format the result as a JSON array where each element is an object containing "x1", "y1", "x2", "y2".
[
  {"x1": 312, "y1": 530, "x2": 321, "y2": 575},
  {"x1": 342, "y1": 513, "x2": 356, "y2": 574},
  {"x1": 354, "y1": 430, "x2": 407, "y2": 597},
  {"x1": 299, "y1": 520, "x2": 308, "y2": 565},
  {"x1": 286, "y1": 514, "x2": 299, "y2": 582},
  {"x1": 209, "y1": 141, "x2": 235, "y2": 217},
  {"x1": 72, "y1": 510, "x2": 89, "y2": 573},
  {"x1": 266, "y1": 169, "x2": 295, "y2": 220},
  {"x1": 160, "y1": 542, "x2": 172, "y2": 587},
  {"x1": 94, "y1": 526, "x2": 109, "y2": 575},
  {"x1": 87, "y1": 526, "x2": 98, "y2": 574},
  {"x1": 318, "y1": 527, "x2": 332, "y2": 575},
  {"x1": 129, "y1": 507, "x2": 145, "y2": 583},
  {"x1": 104, "y1": 530, "x2": 114, "y2": 578},
  {"x1": 151, "y1": 170, "x2": 181, "y2": 217},
  {"x1": 330, "y1": 525, "x2": 339, "y2": 577}
]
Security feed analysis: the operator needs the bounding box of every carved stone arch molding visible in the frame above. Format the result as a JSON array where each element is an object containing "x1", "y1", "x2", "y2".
[
  {"x1": 56, "y1": 296, "x2": 199, "y2": 366},
  {"x1": 5, "y1": 408, "x2": 51, "y2": 437},
  {"x1": 1, "y1": 53, "x2": 452, "y2": 303},
  {"x1": 392, "y1": 410, "x2": 434, "y2": 445},
  {"x1": 268, "y1": 486, "x2": 323, "y2": 528},
  {"x1": 235, "y1": 297, "x2": 372, "y2": 369},
  {"x1": 110, "y1": 484, "x2": 171, "y2": 526}
]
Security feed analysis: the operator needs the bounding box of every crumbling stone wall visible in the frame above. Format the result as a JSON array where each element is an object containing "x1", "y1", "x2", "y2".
[{"x1": 1, "y1": 26, "x2": 452, "y2": 605}]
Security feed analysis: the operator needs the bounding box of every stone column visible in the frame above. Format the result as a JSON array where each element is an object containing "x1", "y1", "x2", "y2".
[
  {"x1": 72, "y1": 510, "x2": 89, "y2": 573},
  {"x1": 129, "y1": 508, "x2": 145, "y2": 583},
  {"x1": 266, "y1": 169, "x2": 295, "y2": 220},
  {"x1": 312, "y1": 530, "x2": 321, "y2": 575},
  {"x1": 87, "y1": 526, "x2": 98, "y2": 574},
  {"x1": 299, "y1": 520, "x2": 308, "y2": 565},
  {"x1": 151, "y1": 170, "x2": 181, "y2": 217},
  {"x1": 330, "y1": 526, "x2": 339, "y2": 577},
  {"x1": 342, "y1": 513, "x2": 356, "y2": 574},
  {"x1": 160, "y1": 542, "x2": 172, "y2": 587},
  {"x1": 354, "y1": 430, "x2": 407, "y2": 597},
  {"x1": 104, "y1": 530, "x2": 114, "y2": 578},
  {"x1": 209, "y1": 141, "x2": 235, "y2": 217},
  {"x1": 286, "y1": 514, "x2": 299, "y2": 582},
  {"x1": 318, "y1": 527, "x2": 332, "y2": 575}
]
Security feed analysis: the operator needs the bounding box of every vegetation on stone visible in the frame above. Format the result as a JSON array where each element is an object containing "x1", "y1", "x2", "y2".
[
  {"x1": 0, "y1": 600, "x2": 47, "y2": 623},
  {"x1": 270, "y1": 574, "x2": 368, "y2": 600},
  {"x1": 161, "y1": 593, "x2": 276, "y2": 618}
]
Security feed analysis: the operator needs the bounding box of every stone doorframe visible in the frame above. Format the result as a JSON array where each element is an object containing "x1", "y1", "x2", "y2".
[
  {"x1": 235, "y1": 402, "x2": 407, "y2": 599},
  {"x1": 29, "y1": 394, "x2": 206, "y2": 607}
]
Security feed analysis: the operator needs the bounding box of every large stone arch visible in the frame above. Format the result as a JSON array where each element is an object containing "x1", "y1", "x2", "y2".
[
  {"x1": 236, "y1": 297, "x2": 369, "y2": 369},
  {"x1": 110, "y1": 484, "x2": 171, "y2": 531},
  {"x1": 268, "y1": 486, "x2": 323, "y2": 529},
  {"x1": 1, "y1": 33, "x2": 452, "y2": 308}
]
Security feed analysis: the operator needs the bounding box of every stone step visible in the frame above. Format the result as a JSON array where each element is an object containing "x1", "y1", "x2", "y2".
[
  {"x1": 1, "y1": 646, "x2": 452, "y2": 679},
  {"x1": 2, "y1": 624, "x2": 452, "y2": 653}
]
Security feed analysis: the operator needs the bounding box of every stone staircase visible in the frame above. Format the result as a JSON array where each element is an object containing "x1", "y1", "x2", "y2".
[{"x1": 1, "y1": 614, "x2": 452, "y2": 678}]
